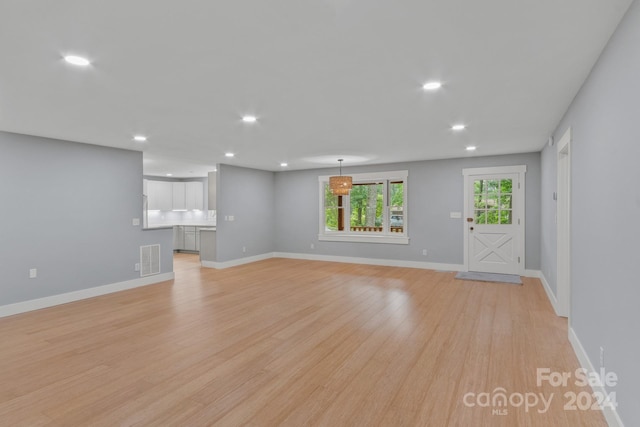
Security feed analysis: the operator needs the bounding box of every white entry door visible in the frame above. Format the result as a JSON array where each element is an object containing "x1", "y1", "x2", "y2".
[{"x1": 463, "y1": 166, "x2": 526, "y2": 275}]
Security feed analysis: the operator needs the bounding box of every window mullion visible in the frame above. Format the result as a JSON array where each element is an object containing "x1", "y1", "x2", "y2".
[
  {"x1": 383, "y1": 180, "x2": 389, "y2": 234},
  {"x1": 344, "y1": 193, "x2": 350, "y2": 234}
]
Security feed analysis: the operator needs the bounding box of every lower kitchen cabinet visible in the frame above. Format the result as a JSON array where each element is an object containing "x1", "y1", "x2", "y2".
[
  {"x1": 184, "y1": 226, "x2": 196, "y2": 251},
  {"x1": 174, "y1": 226, "x2": 202, "y2": 252},
  {"x1": 173, "y1": 226, "x2": 184, "y2": 250}
]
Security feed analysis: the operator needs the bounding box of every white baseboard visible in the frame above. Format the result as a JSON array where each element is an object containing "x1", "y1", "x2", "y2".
[
  {"x1": 202, "y1": 252, "x2": 543, "y2": 279},
  {"x1": 201, "y1": 251, "x2": 464, "y2": 272},
  {"x1": 538, "y1": 271, "x2": 560, "y2": 316},
  {"x1": 568, "y1": 328, "x2": 624, "y2": 427},
  {"x1": 0, "y1": 272, "x2": 175, "y2": 318},
  {"x1": 201, "y1": 253, "x2": 275, "y2": 269},
  {"x1": 273, "y1": 252, "x2": 464, "y2": 272},
  {"x1": 523, "y1": 269, "x2": 540, "y2": 278},
  {"x1": 201, "y1": 251, "x2": 556, "y2": 276}
]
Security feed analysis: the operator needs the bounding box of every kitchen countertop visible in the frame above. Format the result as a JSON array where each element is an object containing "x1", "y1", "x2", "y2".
[
  {"x1": 143, "y1": 224, "x2": 216, "y2": 230},
  {"x1": 142, "y1": 225, "x2": 173, "y2": 230},
  {"x1": 149, "y1": 223, "x2": 215, "y2": 227}
]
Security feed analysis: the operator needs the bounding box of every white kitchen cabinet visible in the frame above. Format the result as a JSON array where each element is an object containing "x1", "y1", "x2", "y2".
[
  {"x1": 195, "y1": 227, "x2": 201, "y2": 251},
  {"x1": 145, "y1": 179, "x2": 202, "y2": 211},
  {"x1": 147, "y1": 180, "x2": 173, "y2": 211},
  {"x1": 173, "y1": 226, "x2": 184, "y2": 250},
  {"x1": 172, "y1": 182, "x2": 187, "y2": 210},
  {"x1": 186, "y1": 182, "x2": 204, "y2": 210},
  {"x1": 184, "y1": 226, "x2": 197, "y2": 251}
]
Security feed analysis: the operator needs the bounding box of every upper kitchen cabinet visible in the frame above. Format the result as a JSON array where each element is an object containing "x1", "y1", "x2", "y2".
[
  {"x1": 172, "y1": 182, "x2": 187, "y2": 210},
  {"x1": 146, "y1": 180, "x2": 173, "y2": 211},
  {"x1": 145, "y1": 179, "x2": 204, "y2": 211},
  {"x1": 186, "y1": 181, "x2": 204, "y2": 210}
]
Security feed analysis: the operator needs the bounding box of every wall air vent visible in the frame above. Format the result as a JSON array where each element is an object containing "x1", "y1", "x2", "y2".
[{"x1": 140, "y1": 244, "x2": 161, "y2": 277}]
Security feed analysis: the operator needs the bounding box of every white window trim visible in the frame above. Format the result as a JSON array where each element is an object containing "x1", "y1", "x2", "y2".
[{"x1": 318, "y1": 170, "x2": 409, "y2": 245}]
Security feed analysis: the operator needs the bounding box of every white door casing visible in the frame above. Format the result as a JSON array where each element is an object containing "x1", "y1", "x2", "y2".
[{"x1": 463, "y1": 166, "x2": 526, "y2": 275}]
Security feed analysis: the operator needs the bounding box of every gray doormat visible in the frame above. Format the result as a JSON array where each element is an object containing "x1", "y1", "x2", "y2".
[{"x1": 455, "y1": 271, "x2": 522, "y2": 285}]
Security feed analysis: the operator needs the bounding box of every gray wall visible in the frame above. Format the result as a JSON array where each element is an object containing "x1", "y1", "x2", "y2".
[
  {"x1": 0, "y1": 131, "x2": 172, "y2": 307},
  {"x1": 215, "y1": 164, "x2": 276, "y2": 262},
  {"x1": 540, "y1": 1, "x2": 640, "y2": 424},
  {"x1": 274, "y1": 153, "x2": 541, "y2": 269}
]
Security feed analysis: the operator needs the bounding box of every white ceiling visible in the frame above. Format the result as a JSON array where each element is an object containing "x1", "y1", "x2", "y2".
[{"x1": 0, "y1": 0, "x2": 632, "y2": 176}]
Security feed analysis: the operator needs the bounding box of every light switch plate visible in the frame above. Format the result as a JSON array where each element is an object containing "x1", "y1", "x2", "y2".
[{"x1": 450, "y1": 212, "x2": 462, "y2": 219}]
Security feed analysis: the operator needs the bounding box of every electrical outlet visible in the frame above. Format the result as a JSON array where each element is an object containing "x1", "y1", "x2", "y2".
[
  {"x1": 29, "y1": 268, "x2": 37, "y2": 279},
  {"x1": 310, "y1": 243, "x2": 315, "y2": 249},
  {"x1": 422, "y1": 249, "x2": 427, "y2": 256},
  {"x1": 600, "y1": 346, "x2": 605, "y2": 368},
  {"x1": 132, "y1": 218, "x2": 140, "y2": 226},
  {"x1": 134, "y1": 263, "x2": 140, "y2": 272}
]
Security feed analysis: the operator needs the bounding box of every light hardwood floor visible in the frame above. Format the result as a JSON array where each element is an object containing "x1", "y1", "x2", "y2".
[{"x1": 0, "y1": 254, "x2": 606, "y2": 426}]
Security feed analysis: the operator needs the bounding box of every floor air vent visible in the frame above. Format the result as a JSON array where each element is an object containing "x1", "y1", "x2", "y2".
[{"x1": 140, "y1": 244, "x2": 161, "y2": 277}]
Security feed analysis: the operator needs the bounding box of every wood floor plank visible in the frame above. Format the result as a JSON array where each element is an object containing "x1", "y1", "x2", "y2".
[{"x1": 0, "y1": 254, "x2": 607, "y2": 426}]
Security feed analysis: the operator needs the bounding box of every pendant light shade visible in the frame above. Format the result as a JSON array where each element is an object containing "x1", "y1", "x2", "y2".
[{"x1": 329, "y1": 159, "x2": 352, "y2": 195}]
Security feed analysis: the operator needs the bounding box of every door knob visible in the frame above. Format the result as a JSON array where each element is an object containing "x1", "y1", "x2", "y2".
[{"x1": 466, "y1": 218, "x2": 474, "y2": 223}]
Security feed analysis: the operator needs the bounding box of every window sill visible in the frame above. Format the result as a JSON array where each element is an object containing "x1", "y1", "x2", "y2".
[{"x1": 318, "y1": 234, "x2": 409, "y2": 245}]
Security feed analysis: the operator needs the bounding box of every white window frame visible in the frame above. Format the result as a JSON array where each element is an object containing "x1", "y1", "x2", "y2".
[{"x1": 318, "y1": 170, "x2": 409, "y2": 244}]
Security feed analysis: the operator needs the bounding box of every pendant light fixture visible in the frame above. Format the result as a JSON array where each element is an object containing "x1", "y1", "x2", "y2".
[{"x1": 329, "y1": 159, "x2": 352, "y2": 195}]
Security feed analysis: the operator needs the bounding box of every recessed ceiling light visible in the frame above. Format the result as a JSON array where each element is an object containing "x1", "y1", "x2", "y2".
[
  {"x1": 133, "y1": 135, "x2": 147, "y2": 142},
  {"x1": 242, "y1": 115, "x2": 257, "y2": 123},
  {"x1": 225, "y1": 152, "x2": 234, "y2": 157},
  {"x1": 452, "y1": 124, "x2": 466, "y2": 131},
  {"x1": 64, "y1": 55, "x2": 90, "y2": 66},
  {"x1": 422, "y1": 81, "x2": 442, "y2": 91},
  {"x1": 280, "y1": 163, "x2": 288, "y2": 167},
  {"x1": 166, "y1": 173, "x2": 173, "y2": 176},
  {"x1": 466, "y1": 146, "x2": 477, "y2": 151}
]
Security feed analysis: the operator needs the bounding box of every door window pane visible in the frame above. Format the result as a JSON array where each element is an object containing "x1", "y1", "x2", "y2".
[
  {"x1": 500, "y1": 210, "x2": 513, "y2": 224},
  {"x1": 486, "y1": 179, "x2": 499, "y2": 192},
  {"x1": 499, "y1": 195, "x2": 512, "y2": 209},
  {"x1": 500, "y1": 179, "x2": 513, "y2": 193},
  {"x1": 474, "y1": 178, "x2": 514, "y2": 226},
  {"x1": 486, "y1": 207, "x2": 500, "y2": 224}
]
